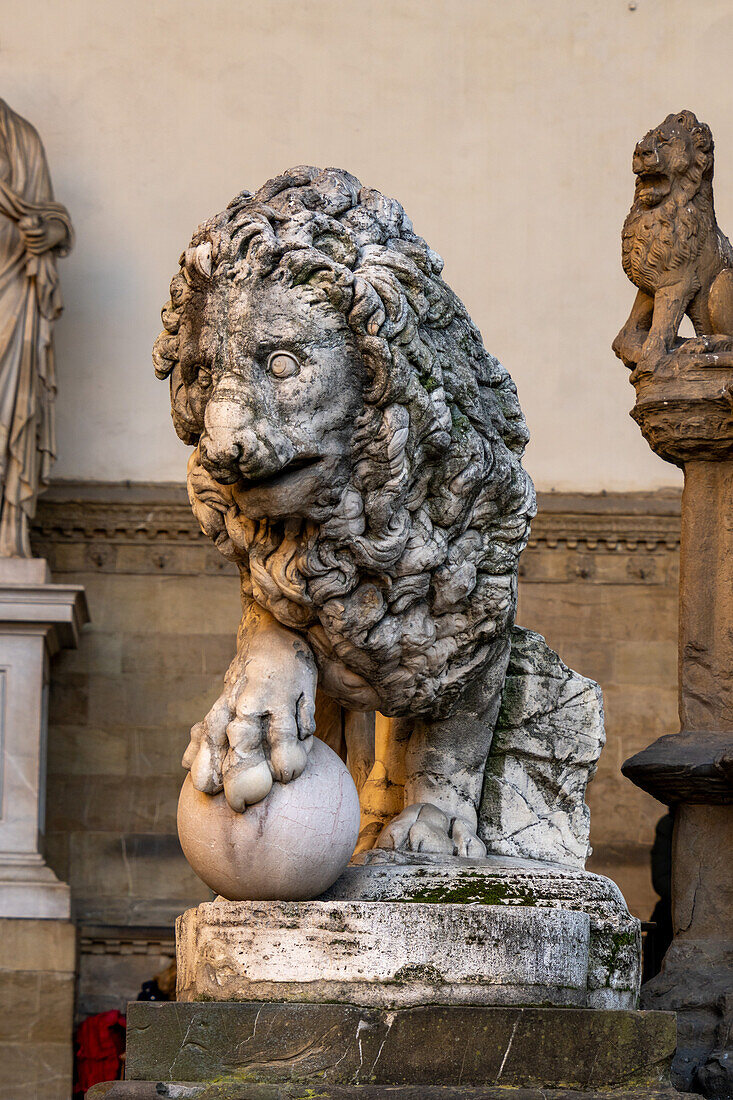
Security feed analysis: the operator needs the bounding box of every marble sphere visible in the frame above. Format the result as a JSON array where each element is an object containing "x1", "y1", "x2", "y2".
[{"x1": 177, "y1": 737, "x2": 360, "y2": 901}]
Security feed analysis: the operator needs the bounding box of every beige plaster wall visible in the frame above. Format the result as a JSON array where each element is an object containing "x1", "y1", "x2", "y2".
[{"x1": 4, "y1": 0, "x2": 733, "y2": 490}]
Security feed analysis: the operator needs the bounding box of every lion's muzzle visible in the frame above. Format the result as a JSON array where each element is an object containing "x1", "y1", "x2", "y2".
[
  {"x1": 199, "y1": 387, "x2": 261, "y2": 484},
  {"x1": 200, "y1": 386, "x2": 296, "y2": 488}
]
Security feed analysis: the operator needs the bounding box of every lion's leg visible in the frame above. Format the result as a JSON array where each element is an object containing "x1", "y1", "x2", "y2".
[
  {"x1": 688, "y1": 289, "x2": 713, "y2": 336},
  {"x1": 709, "y1": 269, "x2": 733, "y2": 337},
  {"x1": 184, "y1": 598, "x2": 318, "y2": 812},
  {"x1": 343, "y1": 710, "x2": 375, "y2": 794},
  {"x1": 375, "y1": 638, "x2": 510, "y2": 858},
  {"x1": 612, "y1": 289, "x2": 654, "y2": 367},
  {"x1": 354, "y1": 714, "x2": 411, "y2": 853},
  {"x1": 641, "y1": 283, "x2": 692, "y2": 362}
]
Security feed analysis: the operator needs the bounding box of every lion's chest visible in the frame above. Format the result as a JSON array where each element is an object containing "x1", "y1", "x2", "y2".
[
  {"x1": 622, "y1": 207, "x2": 671, "y2": 294},
  {"x1": 245, "y1": 534, "x2": 510, "y2": 720}
]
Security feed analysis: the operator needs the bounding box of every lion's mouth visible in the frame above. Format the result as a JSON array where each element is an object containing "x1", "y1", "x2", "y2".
[
  {"x1": 236, "y1": 455, "x2": 322, "y2": 493},
  {"x1": 634, "y1": 170, "x2": 670, "y2": 204}
]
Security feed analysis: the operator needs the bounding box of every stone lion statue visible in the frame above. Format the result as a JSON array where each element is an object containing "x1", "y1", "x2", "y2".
[
  {"x1": 154, "y1": 166, "x2": 535, "y2": 857},
  {"x1": 613, "y1": 109, "x2": 733, "y2": 370}
]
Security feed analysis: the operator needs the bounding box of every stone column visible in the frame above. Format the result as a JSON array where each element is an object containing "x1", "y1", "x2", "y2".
[
  {"x1": 0, "y1": 558, "x2": 88, "y2": 917},
  {"x1": 622, "y1": 351, "x2": 733, "y2": 1094},
  {"x1": 0, "y1": 557, "x2": 88, "y2": 1100}
]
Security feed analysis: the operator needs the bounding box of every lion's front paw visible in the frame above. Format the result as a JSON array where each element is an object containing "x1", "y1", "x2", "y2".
[
  {"x1": 612, "y1": 331, "x2": 640, "y2": 369},
  {"x1": 375, "y1": 803, "x2": 486, "y2": 858},
  {"x1": 184, "y1": 632, "x2": 317, "y2": 812},
  {"x1": 638, "y1": 333, "x2": 668, "y2": 366}
]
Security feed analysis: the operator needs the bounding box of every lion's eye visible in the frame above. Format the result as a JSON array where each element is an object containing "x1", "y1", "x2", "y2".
[
  {"x1": 197, "y1": 368, "x2": 212, "y2": 389},
  {"x1": 267, "y1": 351, "x2": 300, "y2": 379}
]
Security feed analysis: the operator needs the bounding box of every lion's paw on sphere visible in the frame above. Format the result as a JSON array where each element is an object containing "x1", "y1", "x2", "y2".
[{"x1": 178, "y1": 738, "x2": 360, "y2": 900}]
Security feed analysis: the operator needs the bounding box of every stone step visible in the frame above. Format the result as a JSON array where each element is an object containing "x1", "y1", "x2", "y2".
[
  {"x1": 116, "y1": 1002, "x2": 679, "y2": 1094},
  {"x1": 88, "y1": 1081, "x2": 687, "y2": 1099}
]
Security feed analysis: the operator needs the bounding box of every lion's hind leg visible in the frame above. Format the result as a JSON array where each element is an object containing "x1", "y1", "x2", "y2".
[
  {"x1": 353, "y1": 714, "x2": 411, "y2": 854},
  {"x1": 709, "y1": 268, "x2": 733, "y2": 338}
]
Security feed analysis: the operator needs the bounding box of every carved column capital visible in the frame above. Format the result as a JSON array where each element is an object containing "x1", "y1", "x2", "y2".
[{"x1": 629, "y1": 346, "x2": 733, "y2": 467}]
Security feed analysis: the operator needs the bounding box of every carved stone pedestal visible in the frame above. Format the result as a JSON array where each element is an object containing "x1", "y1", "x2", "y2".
[
  {"x1": 90, "y1": 1001, "x2": 685, "y2": 1100},
  {"x1": 175, "y1": 858, "x2": 641, "y2": 1010},
  {"x1": 622, "y1": 347, "x2": 733, "y2": 1095},
  {"x1": 0, "y1": 557, "x2": 88, "y2": 919},
  {"x1": 87, "y1": 860, "x2": 688, "y2": 1099}
]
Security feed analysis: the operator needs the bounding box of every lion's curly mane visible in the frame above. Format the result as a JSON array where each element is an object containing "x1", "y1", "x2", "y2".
[
  {"x1": 622, "y1": 111, "x2": 732, "y2": 294},
  {"x1": 154, "y1": 167, "x2": 535, "y2": 717}
]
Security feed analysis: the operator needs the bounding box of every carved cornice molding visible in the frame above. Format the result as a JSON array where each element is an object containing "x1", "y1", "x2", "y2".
[
  {"x1": 80, "y1": 928, "x2": 175, "y2": 956},
  {"x1": 33, "y1": 482, "x2": 196, "y2": 543},
  {"x1": 528, "y1": 492, "x2": 681, "y2": 553},
  {"x1": 30, "y1": 482, "x2": 682, "y2": 573}
]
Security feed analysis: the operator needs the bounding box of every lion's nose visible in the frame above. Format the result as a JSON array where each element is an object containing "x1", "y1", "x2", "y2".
[
  {"x1": 200, "y1": 435, "x2": 243, "y2": 470},
  {"x1": 200, "y1": 399, "x2": 259, "y2": 480},
  {"x1": 635, "y1": 140, "x2": 656, "y2": 160},
  {"x1": 199, "y1": 437, "x2": 246, "y2": 484},
  {"x1": 633, "y1": 143, "x2": 657, "y2": 174}
]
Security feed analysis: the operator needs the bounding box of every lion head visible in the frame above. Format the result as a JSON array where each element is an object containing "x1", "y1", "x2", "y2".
[
  {"x1": 631, "y1": 110, "x2": 713, "y2": 209},
  {"x1": 154, "y1": 167, "x2": 535, "y2": 718},
  {"x1": 622, "y1": 111, "x2": 715, "y2": 293}
]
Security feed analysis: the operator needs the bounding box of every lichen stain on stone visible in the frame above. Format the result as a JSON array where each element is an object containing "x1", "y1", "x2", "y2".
[{"x1": 392, "y1": 963, "x2": 445, "y2": 985}]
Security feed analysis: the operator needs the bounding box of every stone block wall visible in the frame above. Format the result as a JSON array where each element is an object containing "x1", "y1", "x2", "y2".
[
  {"x1": 0, "y1": 918, "x2": 75, "y2": 1099},
  {"x1": 32, "y1": 483, "x2": 679, "y2": 1020}
]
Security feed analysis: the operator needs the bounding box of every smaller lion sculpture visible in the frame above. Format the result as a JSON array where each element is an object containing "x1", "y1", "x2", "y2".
[
  {"x1": 154, "y1": 167, "x2": 535, "y2": 858},
  {"x1": 613, "y1": 109, "x2": 733, "y2": 370}
]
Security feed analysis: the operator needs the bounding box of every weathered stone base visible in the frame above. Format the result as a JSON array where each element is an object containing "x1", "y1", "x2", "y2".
[
  {"x1": 178, "y1": 898, "x2": 592, "y2": 1008},
  {"x1": 177, "y1": 857, "x2": 640, "y2": 1010},
  {"x1": 88, "y1": 1001, "x2": 684, "y2": 1098}
]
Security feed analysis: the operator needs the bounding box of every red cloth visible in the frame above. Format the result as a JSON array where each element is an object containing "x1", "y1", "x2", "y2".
[{"x1": 74, "y1": 1010, "x2": 126, "y2": 1095}]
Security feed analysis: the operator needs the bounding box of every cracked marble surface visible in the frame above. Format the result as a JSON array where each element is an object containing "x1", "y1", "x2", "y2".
[{"x1": 479, "y1": 627, "x2": 605, "y2": 868}]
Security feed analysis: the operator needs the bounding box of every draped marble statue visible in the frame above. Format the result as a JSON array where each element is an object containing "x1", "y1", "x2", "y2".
[{"x1": 0, "y1": 98, "x2": 73, "y2": 557}]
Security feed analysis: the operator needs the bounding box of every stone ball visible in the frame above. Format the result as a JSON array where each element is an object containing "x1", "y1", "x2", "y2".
[{"x1": 177, "y1": 737, "x2": 360, "y2": 901}]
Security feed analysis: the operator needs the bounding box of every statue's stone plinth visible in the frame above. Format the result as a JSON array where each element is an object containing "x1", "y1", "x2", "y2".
[
  {"x1": 177, "y1": 858, "x2": 640, "y2": 1011},
  {"x1": 0, "y1": 557, "x2": 88, "y2": 919},
  {"x1": 0, "y1": 558, "x2": 87, "y2": 1100},
  {"x1": 178, "y1": 899, "x2": 590, "y2": 1009},
  {"x1": 87, "y1": 858, "x2": 675, "y2": 1098},
  {"x1": 89, "y1": 1002, "x2": 683, "y2": 1099}
]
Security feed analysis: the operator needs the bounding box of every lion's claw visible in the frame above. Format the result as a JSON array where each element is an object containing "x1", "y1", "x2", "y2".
[
  {"x1": 223, "y1": 757, "x2": 273, "y2": 812},
  {"x1": 451, "y1": 815, "x2": 487, "y2": 858},
  {"x1": 376, "y1": 802, "x2": 486, "y2": 858},
  {"x1": 183, "y1": 626, "x2": 318, "y2": 812}
]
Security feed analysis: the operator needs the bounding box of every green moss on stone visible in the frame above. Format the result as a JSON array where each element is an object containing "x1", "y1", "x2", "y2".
[
  {"x1": 393, "y1": 963, "x2": 445, "y2": 984},
  {"x1": 399, "y1": 872, "x2": 537, "y2": 907},
  {"x1": 597, "y1": 928, "x2": 638, "y2": 987}
]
